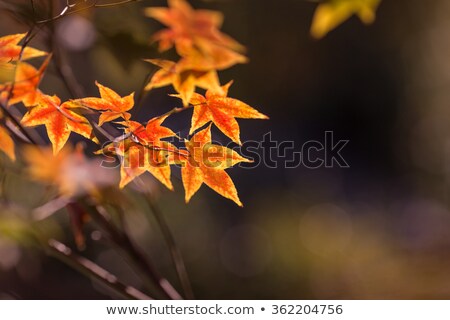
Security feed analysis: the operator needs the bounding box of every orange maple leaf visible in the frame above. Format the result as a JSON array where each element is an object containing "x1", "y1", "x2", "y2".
[
  {"x1": 0, "y1": 61, "x2": 15, "y2": 84},
  {"x1": 100, "y1": 138, "x2": 177, "y2": 190},
  {"x1": 21, "y1": 94, "x2": 94, "y2": 154},
  {"x1": 118, "y1": 141, "x2": 175, "y2": 190},
  {"x1": 144, "y1": 59, "x2": 222, "y2": 106},
  {"x1": 101, "y1": 116, "x2": 179, "y2": 189},
  {"x1": 71, "y1": 82, "x2": 134, "y2": 126},
  {"x1": 121, "y1": 115, "x2": 177, "y2": 146},
  {"x1": 24, "y1": 144, "x2": 115, "y2": 197},
  {"x1": 0, "y1": 122, "x2": 15, "y2": 161},
  {"x1": 174, "y1": 81, "x2": 268, "y2": 144},
  {"x1": 0, "y1": 33, "x2": 47, "y2": 62},
  {"x1": 145, "y1": 0, "x2": 247, "y2": 70},
  {"x1": 181, "y1": 124, "x2": 251, "y2": 206},
  {"x1": 0, "y1": 55, "x2": 51, "y2": 106},
  {"x1": 24, "y1": 146, "x2": 75, "y2": 195}
]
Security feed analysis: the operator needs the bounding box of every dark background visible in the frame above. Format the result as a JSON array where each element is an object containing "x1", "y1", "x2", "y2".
[{"x1": 1, "y1": 0, "x2": 450, "y2": 299}]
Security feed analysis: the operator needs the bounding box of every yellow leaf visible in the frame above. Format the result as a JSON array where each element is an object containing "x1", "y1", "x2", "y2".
[
  {"x1": 0, "y1": 124, "x2": 15, "y2": 161},
  {"x1": 310, "y1": 0, "x2": 381, "y2": 39}
]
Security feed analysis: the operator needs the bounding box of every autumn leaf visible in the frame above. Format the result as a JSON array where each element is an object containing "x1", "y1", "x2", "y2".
[
  {"x1": 0, "y1": 121, "x2": 15, "y2": 161},
  {"x1": 71, "y1": 82, "x2": 134, "y2": 126},
  {"x1": 0, "y1": 62, "x2": 15, "y2": 84},
  {"x1": 25, "y1": 146, "x2": 113, "y2": 249},
  {"x1": 0, "y1": 55, "x2": 51, "y2": 107},
  {"x1": 24, "y1": 145, "x2": 77, "y2": 196},
  {"x1": 24, "y1": 144, "x2": 115, "y2": 197},
  {"x1": 0, "y1": 33, "x2": 47, "y2": 62},
  {"x1": 100, "y1": 116, "x2": 179, "y2": 189},
  {"x1": 144, "y1": 59, "x2": 222, "y2": 106},
  {"x1": 144, "y1": 0, "x2": 247, "y2": 70},
  {"x1": 119, "y1": 141, "x2": 174, "y2": 190},
  {"x1": 100, "y1": 138, "x2": 176, "y2": 190},
  {"x1": 178, "y1": 39, "x2": 248, "y2": 71},
  {"x1": 311, "y1": 0, "x2": 381, "y2": 39},
  {"x1": 120, "y1": 115, "x2": 177, "y2": 146},
  {"x1": 21, "y1": 94, "x2": 94, "y2": 154},
  {"x1": 173, "y1": 81, "x2": 268, "y2": 144},
  {"x1": 180, "y1": 124, "x2": 251, "y2": 206}
]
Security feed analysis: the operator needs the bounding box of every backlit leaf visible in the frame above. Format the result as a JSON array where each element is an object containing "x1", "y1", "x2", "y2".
[
  {"x1": 0, "y1": 33, "x2": 47, "y2": 62},
  {"x1": 101, "y1": 116, "x2": 178, "y2": 190},
  {"x1": 144, "y1": 58, "x2": 222, "y2": 106},
  {"x1": 174, "y1": 81, "x2": 268, "y2": 144},
  {"x1": 21, "y1": 94, "x2": 94, "y2": 154},
  {"x1": 0, "y1": 122, "x2": 15, "y2": 161},
  {"x1": 311, "y1": 0, "x2": 381, "y2": 39},
  {"x1": 24, "y1": 144, "x2": 115, "y2": 197},
  {"x1": 180, "y1": 124, "x2": 251, "y2": 206},
  {"x1": 145, "y1": 0, "x2": 247, "y2": 70},
  {"x1": 70, "y1": 82, "x2": 134, "y2": 126},
  {"x1": 0, "y1": 55, "x2": 51, "y2": 107}
]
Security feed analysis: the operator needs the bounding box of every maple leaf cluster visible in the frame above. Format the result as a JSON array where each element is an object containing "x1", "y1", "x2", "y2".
[
  {"x1": 0, "y1": 0, "x2": 382, "y2": 206},
  {"x1": 0, "y1": 0, "x2": 268, "y2": 207}
]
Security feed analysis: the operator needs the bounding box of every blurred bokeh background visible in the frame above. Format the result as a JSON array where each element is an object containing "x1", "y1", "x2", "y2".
[{"x1": 2, "y1": 0, "x2": 450, "y2": 299}]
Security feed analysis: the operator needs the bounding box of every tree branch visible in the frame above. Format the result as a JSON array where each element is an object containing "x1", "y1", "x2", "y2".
[
  {"x1": 46, "y1": 238, "x2": 153, "y2": 300},
  {"x1": 145, "y1": 195, "x2": 194, "y2": 299},
  {"x1": 36, "y1": 0, "x2": 142, "y2": 24},
  {"x1": 81, "y1": 202, "x2": 183, "y2": 300}
]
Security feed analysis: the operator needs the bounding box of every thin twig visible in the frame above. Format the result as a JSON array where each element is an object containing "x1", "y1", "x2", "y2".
[
  {"x1": 0, "y1": 102, "x2": 40, "y2": 145},
  {"x1": 46, "y1": 238, "x2": 153, "y2": 300},
  {"x1": 82, "y1": 203, "x2": 183, "y2": 299},
  {"x1": 95, "y1": 0, "x2": 141, "y2": 8},
  {"x1": 145, "y1": 195, "x2": 194, "y2": 299},
  {"x1": 133, "y1": 70, "x2": 155, "y2": 116},
  {"x1": 36, "y1": 0, "x2": 142, "y2": 24}
]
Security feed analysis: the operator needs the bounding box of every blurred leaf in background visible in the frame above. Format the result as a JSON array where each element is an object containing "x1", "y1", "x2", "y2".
[{"x1": 310, "y1": 0, "x2": 381, "y2": 39}]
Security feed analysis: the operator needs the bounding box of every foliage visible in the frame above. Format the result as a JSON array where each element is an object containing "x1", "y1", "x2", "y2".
[
  {"x1": 310, "y1": 0, "x2": 381, "y2": 39},
  {"x1": 0, "y1": 0, "x2": 268, "y2": 206},
  {"x1": 0, "y1": 0, "x2": 382, "y2": 300}
]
